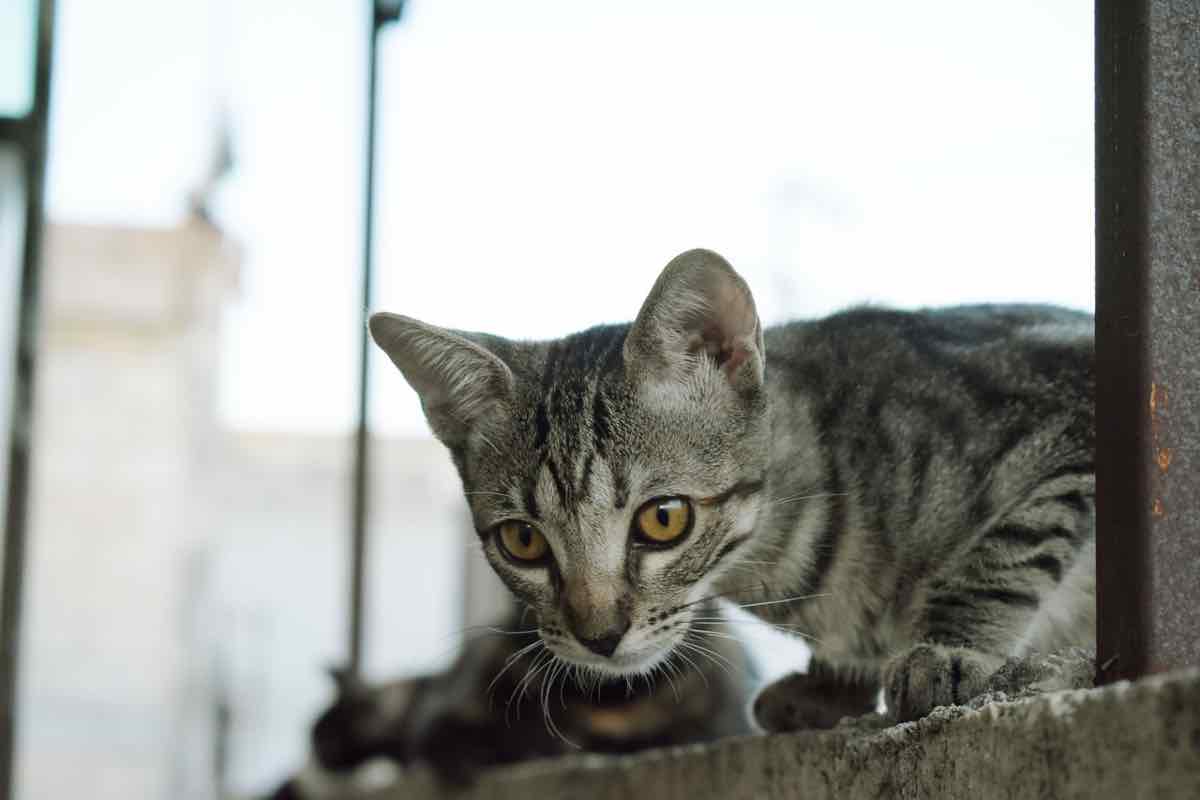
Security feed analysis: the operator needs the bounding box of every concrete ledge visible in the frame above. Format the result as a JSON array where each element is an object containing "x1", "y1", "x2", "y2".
[{"x1": 359, "y1": 668, "x2": 1200, "y2": 800}]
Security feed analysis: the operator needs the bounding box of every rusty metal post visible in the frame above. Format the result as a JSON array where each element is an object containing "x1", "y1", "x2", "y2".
[{"x1": 1095, "y1": 0, "x2": 1200, "y2": 684}]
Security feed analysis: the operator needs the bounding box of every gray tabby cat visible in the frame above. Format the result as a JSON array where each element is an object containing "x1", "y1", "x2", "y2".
[{"x1": 370, "y1": 249, "x2": 1094, "y2": 728}]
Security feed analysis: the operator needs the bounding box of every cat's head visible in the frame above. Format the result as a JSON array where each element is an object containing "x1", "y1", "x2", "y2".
[{"x1": 370, "y1": 249, "x2": 769, "y2": 678}]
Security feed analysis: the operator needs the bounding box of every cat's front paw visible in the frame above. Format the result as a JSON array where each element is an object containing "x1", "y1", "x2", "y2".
[
  {"x1": 752, "y1": 667, "x2": 878, "y2": 733},
  {"x1": 883, "y1": 644, "x2": 998, "y2": 722}
]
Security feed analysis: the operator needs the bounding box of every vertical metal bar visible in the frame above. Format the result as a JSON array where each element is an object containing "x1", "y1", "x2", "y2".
[
  {"x1": 349, "y1": 0, "x2": 405, "y2": 678},
  {"x1": 1095, "y1": 0, "x2": 1200, "y2": 684},
  {"x1": 348, "y1": 2, "x2": 381, "y2": 679},
  {"x1": 0, "y1": 1, "x2": 57, "y2": 797},
  {"x1": 1095, "y1": 0, "x2": 1152, "y2": 686}
]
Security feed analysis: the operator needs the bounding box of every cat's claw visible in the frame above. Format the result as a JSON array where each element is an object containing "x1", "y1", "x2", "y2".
[{"x1": 883, "y1": 643, "x2": 998, "y2": 722}]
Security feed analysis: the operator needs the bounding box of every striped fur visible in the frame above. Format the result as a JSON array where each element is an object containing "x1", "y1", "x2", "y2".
[{"x1": 371, "y1": 249, "x2": 1094, "y2": 725}]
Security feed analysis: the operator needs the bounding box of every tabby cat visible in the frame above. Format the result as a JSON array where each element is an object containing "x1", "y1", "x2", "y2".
[{"x1": 369, "y1": 249, "x2": 1094, "y2": 729}]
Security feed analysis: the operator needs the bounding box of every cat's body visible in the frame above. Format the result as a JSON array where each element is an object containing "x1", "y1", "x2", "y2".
[
  {"x1": 370, "y1": 249, "x2": 1094, "y2": 729},
  {"x1": 728, "y1": 304, "x2": 1094, "y2": 723}
]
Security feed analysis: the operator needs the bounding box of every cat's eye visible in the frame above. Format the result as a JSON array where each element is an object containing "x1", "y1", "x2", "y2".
[
  {"x1": 496, "y1": 521, "x2": 549, "y2": 563},
  {"x1": 633, "y1": 497, "x2": 693, "y2": 545}
]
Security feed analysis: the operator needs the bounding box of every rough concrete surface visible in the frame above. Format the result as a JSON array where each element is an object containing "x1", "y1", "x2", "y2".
[{"x1": 355, "y1": 667, "x2": 1200, "y2": 800}]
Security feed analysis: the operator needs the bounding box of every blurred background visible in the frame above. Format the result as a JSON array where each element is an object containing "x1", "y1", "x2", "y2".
[{"x1": 1, "y1": 0, "x2": 1093, "y2": 797}]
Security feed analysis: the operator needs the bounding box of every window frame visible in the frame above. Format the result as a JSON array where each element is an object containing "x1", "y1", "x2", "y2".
[{"x1": 0, "y1": 1, "x2": 56, "y2": 798}]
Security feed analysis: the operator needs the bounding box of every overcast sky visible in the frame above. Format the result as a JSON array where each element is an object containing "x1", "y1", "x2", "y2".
[{"x1": 44, "y1": 0, "x2": 1095, "y2": 437}]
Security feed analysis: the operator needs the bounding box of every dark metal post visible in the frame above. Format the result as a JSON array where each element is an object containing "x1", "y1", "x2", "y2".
[
  {"x1": 0, "y1": 1, "x2": 57, "y2": 797},
  {"x1": 349, "y1": 0, "x2": 406, "y2": 677},
  {"x1": 1095, "y1": 0, "x2": 1200, "y2": 684}
]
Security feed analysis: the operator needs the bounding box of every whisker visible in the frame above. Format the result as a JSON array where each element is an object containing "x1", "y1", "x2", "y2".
[
  {"x1": 691, "y1": 618, "x2": 811, "y2": 628},
  {"x1": 734, "y1": 593, "x2": 829, "y2": 611},
  {"x1": 677, "y1": 640, "x2": 736, "y2": 681},
  {"x1": 540, "y1": 658, "x2": 580, "y2": 748},
  {"x1": 685, "y1": 627, "x2": 742, "y2": 642},
  {"x1": 538, "y1": 659, "x2": 553, "y2": 735},
  {"x1": 429, "y1": 622, "x2": 539, "y2": 660},
  {"x1": 765, "y1": 491, "x2": 848, "y2": 507},
  {"x1": 688, "y1": 616, "x2": 815, "y2": 625},
  {"x1": 682, "y1": 633, "x2": 738, "y2": 670},
  {"x1": 679, "y1": 581, "x2": 775, "y2": 610},
  {"x1": 657, "y1": 658, "x2": 681, "y2": 702},
  {"x1": 558, "y1": 663, "x2": 570, "y2": 711},
  {"x1": 459, "y1": 624, "x2": 540, "y2": 637},
  {"x1": 689, "y1": 618, "x2": 824, "y2": 644},
  {"x1": 642, "y1": 663, "x2": 657, "y2": 695},
  {"x1": 507, "y1": 649, "x2": 553, "y2": 723},
  {"x1": 671, "y1": 647, "x2": 708, "y2": 690},
  {"x1": 668, "y1": 655, "x2": 691, "y2": 699},
  {"x1": 487, "y1": 638, "x2": 544, "y2": 704},
  {"x1": 504, "y1": 648, "x2": 545, "y2": 722}
]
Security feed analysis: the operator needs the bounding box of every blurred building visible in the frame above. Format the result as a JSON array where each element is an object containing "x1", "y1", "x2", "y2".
[
  {"x1": 20, "y1": 217, "x2": 238, "y2": 799},
  {"x1": 16, "y1": 217, "x2": 473, "y2": 798}
]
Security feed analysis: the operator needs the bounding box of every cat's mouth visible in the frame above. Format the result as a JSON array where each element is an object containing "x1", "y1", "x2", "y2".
[
  {"x1": 560, "y1": 649, "x2": 671, "y2": 677},
  {"x1": 549, "y1": 635, "x2": 681, "y2": 677}
]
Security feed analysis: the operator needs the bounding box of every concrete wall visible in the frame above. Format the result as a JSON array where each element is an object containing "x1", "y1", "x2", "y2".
[{"x1": 357, "y1": 668, "x2": 1200, "y2": 800}]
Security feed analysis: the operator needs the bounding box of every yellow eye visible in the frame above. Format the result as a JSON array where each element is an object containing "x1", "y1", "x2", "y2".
[
  {"x1": 497, "y1": 521, "x2": 549, "y2": 562},
  {"x1": 634, "y1": 497, "x2": 693, "y2": 544}
]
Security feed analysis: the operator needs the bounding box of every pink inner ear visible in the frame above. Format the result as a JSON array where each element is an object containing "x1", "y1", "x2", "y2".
[
  {"x1": 688, "y1": 325, "x2": 752, "y2": 377},
  {"x1": 721, "y1": 343, "x2": 751, "y2": 376}
]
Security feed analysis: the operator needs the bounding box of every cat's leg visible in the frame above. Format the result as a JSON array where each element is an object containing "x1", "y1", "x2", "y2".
[
  {"x1": 884, "y1": 488, "x2": 1094, "y2": 722},
  {"x1": 752, "y1": 659, "x2": 879, "y2": 733}
]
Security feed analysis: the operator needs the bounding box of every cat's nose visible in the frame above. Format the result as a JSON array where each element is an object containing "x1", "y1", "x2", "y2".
[
  {"x1": 563, "y1": 578, "x2": 631, "y2": 657},
  {"x1": 577, "y1": 628, "x2": 627, "y2": 658}
]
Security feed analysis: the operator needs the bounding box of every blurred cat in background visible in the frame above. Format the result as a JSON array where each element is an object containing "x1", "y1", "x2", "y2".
[{"x1": 268, "y1": 601, "x2": 756, "y2": 798}]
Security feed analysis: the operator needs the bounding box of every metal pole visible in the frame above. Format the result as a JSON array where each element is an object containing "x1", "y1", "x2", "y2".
[
  {"x1": 349, "y1": 0, "x2": 405, "y2": 678},
  {"x1": 1095, "y1": 0, "x2": 1200, "y2": 684},
  {"x1": 0, "y1": 1, "x2": 57, "y2": 797}
]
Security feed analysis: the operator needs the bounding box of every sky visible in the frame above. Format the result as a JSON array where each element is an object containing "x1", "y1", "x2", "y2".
[
  {"x1": 44, "y1": 0, "x2": 1095, "y2": 437},
  {"x1": 0, "y1": 0, "x2": 37, "y2": 115}
]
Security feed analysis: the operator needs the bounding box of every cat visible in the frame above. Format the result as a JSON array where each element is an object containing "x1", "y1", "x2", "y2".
[
  {"x1": 267, "y1": 601, "x2": 754, "y2": 797},
  {"x1": 368, "y1": 248, "x2": 1094, "y2": 730}
]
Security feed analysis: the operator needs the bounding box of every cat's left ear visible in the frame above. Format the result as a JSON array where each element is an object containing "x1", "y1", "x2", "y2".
[
  {"x1": 625, "y1": 248, "x2": 764, "y2": 392},
  {"x1": 369, "y1": 312, "x2": 513, "y2": 446}
]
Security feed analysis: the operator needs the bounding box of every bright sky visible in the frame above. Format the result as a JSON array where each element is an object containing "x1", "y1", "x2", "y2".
[
  {"x1": 0, "y1": 0, "x2": 37, "y2": 115},
  {"x1": 44, "y1": 0, "x2": 1095, "y2": 437}
]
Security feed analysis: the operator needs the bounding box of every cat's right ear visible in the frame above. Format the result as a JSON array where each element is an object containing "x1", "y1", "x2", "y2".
[
  {"x1": 625, "y1": 248, "x2": 765, "y2": 393},
  {"x1": 369, "y1": 312, "x2": 513, "y2": 446}
]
